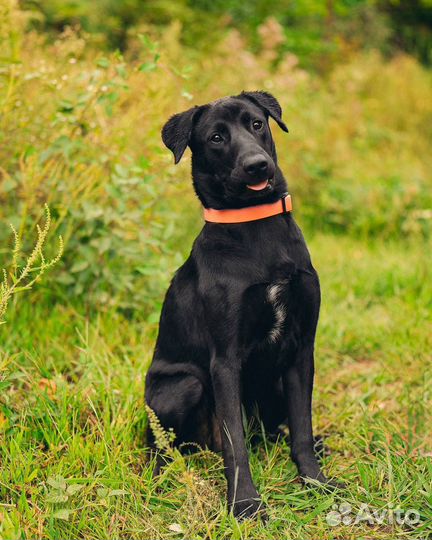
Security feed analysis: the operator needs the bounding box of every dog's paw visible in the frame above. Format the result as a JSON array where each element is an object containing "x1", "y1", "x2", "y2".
[{"x1": 231, "y1": 495, "x2": 267, "y2": 521}]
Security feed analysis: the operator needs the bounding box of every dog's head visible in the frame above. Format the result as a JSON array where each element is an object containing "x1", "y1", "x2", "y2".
[{"x1": 162, "y1": 91, "x2": 289, "y2": 209}]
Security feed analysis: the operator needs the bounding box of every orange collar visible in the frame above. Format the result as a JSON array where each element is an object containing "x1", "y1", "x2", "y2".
[{"x1": 203, "y1": 194, "x2": 292, "y2": 224}]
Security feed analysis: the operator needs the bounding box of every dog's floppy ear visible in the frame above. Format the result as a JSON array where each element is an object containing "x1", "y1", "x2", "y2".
[
  {"x1": 162, "y1": 106, "x2": 200, "y2": 164},
  {"x1": 240, "y1": 91, "x2": 288, "y2": 133}
]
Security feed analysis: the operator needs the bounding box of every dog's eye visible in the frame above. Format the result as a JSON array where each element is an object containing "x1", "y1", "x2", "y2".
[
  {"x1": 210, "y1": 133, "x2": 223, "y2": 143},
  {"x1": 252, "y1": 120, "x2": 263, "y2": 130}
]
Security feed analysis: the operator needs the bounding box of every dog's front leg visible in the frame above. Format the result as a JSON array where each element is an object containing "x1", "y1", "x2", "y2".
[
  {"x1": 210, "y1": 358, "x2": 265, "y2": 520},
  {"x1": 283, "y1": 344, "x2": 344, "y2": 489},
  {"x1": 283, "y1": 344, "x2": 328, "y2": 483}
]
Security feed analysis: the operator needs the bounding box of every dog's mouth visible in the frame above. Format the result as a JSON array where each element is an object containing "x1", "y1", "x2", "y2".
[{"x1": 246, "y1": 178, "x2": 273, "y2": 192}]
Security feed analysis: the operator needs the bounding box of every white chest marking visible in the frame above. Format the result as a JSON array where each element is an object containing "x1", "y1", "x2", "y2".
[{"x1": 267, "y1": 282, "x2": 287, "y2": 343}]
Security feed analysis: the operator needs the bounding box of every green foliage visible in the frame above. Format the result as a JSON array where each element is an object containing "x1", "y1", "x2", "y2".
[
  {"x1": 20, "y1": 0, "x2": 432, "y2": 66},
  {"x1": 380, "y1": 0, "x2": 432, "y2": 64},
  {"x1": 0, "y1": 11, "x2": 180, "y2": 315}
]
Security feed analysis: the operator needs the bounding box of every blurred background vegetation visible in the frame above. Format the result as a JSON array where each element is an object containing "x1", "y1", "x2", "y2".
[
  {"x1": 19, "y1": 0, "x2": 432, "y2": 66},
  {"x1": 1, "y1": 0, "x2": 431, "y2": 319}
]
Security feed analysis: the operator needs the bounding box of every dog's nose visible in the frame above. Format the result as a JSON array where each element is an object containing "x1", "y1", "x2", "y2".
[{"x1": 243, "y1": 155, "x2": 269, "y2": 177}]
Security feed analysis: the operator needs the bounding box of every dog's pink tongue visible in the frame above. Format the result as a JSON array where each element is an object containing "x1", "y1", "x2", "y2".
[{"x1": 247, "y1": 180, "x2": 269, "y2": 191}]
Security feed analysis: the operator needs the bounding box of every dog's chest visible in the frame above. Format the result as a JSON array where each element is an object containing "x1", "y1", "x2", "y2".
[{"x1": 266, "y1": 279, "x2": 290, "y2": 343}]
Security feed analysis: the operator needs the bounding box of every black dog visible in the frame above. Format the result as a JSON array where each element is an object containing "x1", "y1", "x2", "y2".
[{"x1": 145, "y1": 91, "x2": 341, "y2": 519}]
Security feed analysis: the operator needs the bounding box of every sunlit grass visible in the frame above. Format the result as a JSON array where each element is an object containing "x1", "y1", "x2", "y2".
[{"x1": 0, "y1": 235, "x2": 430, "y2": 539}]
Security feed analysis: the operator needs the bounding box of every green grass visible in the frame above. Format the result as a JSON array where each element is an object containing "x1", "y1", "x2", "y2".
[
  {"x1": 1, "y1": 5, "x2": 431, "y2": 537},
  {"x1": 1, "y1": 232, "x2": 431, "y2": 539}
]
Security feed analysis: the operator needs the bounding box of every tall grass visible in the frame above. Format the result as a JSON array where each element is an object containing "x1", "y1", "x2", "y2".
[{"x1": 0, "y1": 235, "x2": 430, "y2": 539}]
